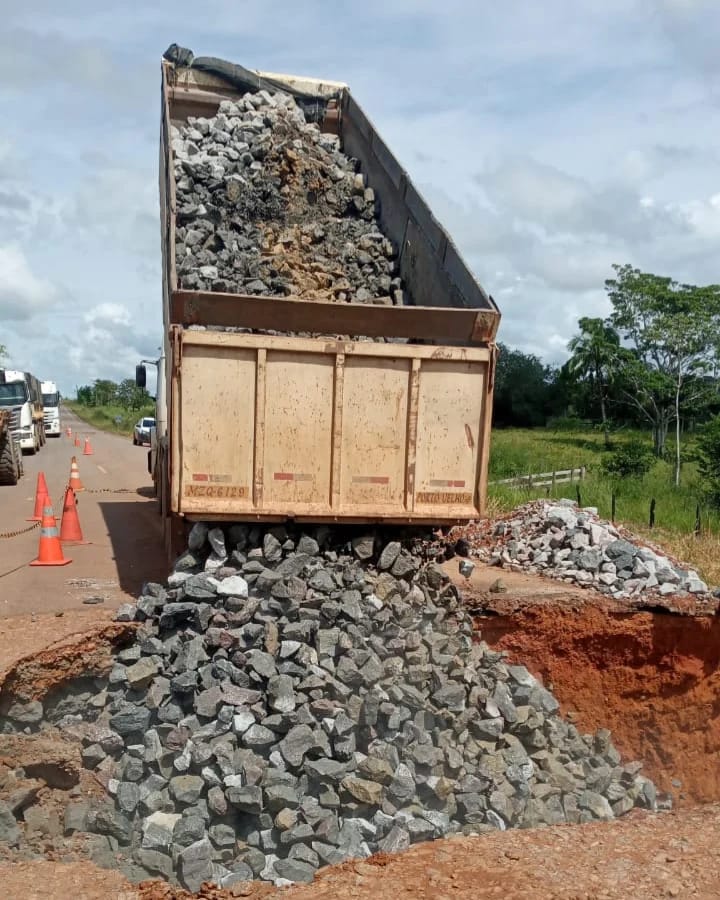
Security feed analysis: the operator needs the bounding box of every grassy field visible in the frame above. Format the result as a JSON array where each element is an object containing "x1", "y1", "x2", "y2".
[
  {"x1": 65, "y1": 401, "x2": 155, "y2": 438},
  {"x1": 488, "y1": 427, "x2": 720, "y2": 583}
]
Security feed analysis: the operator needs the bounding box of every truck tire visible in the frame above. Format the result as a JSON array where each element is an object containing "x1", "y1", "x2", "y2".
[{"x1": 0, "y1": 430, "x2": 19, "y2": 485}]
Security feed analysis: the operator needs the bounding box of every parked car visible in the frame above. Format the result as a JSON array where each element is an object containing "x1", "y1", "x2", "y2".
[{"x1": 133, "y1": 417, "x2": 156, "y2": 446}]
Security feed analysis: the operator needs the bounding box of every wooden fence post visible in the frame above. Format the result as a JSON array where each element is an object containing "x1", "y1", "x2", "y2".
[
  {"x1": 611, "y1": 492, "x2": 616, "y2": 523},
  {"x1": 695, "y1": 503, "x2": 702, "y2": 536},
  {"x1": 576, "y1": 484, "x2": 582, "y2": 507},
  {"x1": 649, "y1": 498, "x2": 656, "y2": 529}
]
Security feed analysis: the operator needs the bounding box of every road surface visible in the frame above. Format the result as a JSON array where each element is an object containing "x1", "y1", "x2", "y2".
[{"x1": 0, "y1": 407, "x2": 166, "y2": 620}]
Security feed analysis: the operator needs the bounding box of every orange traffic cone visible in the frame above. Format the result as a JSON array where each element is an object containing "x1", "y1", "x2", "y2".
[
  {"x1": 74, "y1": 435, "x2": 81, "y2": 447},
  {"x1": 30, "y1": 503, "x2": 72, "y2": 567},
  {"x1": 27, "y1": 472, "x2": 50, "y2": 521},
  {"x1": 69, "y1": 456, "x2": 85, "y2": 492},
  {"x1": 83, "y1": 437, "x2": 94, "y2": 456},
  {"x1": 60, "y1": 485, "x2": 88, "y2": 544}
]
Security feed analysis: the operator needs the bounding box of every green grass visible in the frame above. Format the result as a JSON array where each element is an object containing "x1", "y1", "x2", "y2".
[
  {"x1": 65, "y1": 401, "x2": 155, "y2": 438},
  {"x1": 488, "y1": 427, "x2": 719, "y2": 537}
]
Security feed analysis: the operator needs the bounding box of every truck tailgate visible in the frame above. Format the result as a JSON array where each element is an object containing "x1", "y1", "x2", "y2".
[{"x1": 172, "y1": 330, "x2": 493, "y2": 523}]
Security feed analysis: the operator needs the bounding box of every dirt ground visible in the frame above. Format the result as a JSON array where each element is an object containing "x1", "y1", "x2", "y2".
[
  {"x1": 4, "y1": 470, "x2": 720, "y2": 897},
  {"x1": 479, "y1": 600, "x2": 720, "y2": 805}
]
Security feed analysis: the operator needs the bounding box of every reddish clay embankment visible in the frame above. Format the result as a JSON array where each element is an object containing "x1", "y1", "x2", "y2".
[{"x1": 480, "y1": 604, "x2": 720, "y2": 804}]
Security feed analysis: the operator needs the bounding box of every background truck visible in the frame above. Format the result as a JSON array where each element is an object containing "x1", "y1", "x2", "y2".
[
  {"x1": 0, "y1": 410, "x2": 24, "y2": 485},
  {"x1": 41, "y1": 380, "x2": 61, "y2": 437},
  {"x1": 0, "y1": 370, "x2": 45, "y2": 454},
  {"x1": 142, "y1": 49, "x2": 501, "y2": 556}
]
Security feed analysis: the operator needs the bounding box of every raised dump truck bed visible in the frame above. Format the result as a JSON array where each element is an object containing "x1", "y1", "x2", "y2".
[{"x1": 156, "y1": 52, "x2": 500, "y2": 548}]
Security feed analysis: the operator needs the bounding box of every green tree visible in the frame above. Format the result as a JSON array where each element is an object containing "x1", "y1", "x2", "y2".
[
  {"x1": 606, "y1": 264, "x2": 720, "y2": 483},
  {"x1": 565, "y1": 317, "x2": 620, "y2": 447},
  {"x1": 696, "y1": 415, "x2": 720, "y2": 508},
  {"x1": 91, "y1": 379, "x2": 119, "y2": 406},
  {"x1": 493, "y1": 344, "x2": 560, "y2": 427},
  {"x1": 117, "y1": 378, "x2": 150, "y2": 411},
  {"x1": 76, "y1": 384, "x2": 93, "y2": 405}
]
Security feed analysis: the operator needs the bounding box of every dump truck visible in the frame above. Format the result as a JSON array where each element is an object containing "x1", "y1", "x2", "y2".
[
  {"x1": 0, "y1": 369, "x2": 45, "y2": 454},
  {"x1": 142, "y1": 48, "x2": 500, "y2": 556},
  {"x1": 41, "y1": 380, "x2": 61, "y2": 437},
  {"x1": 0, "y1": 410, "x2": 23, "y2": 485}
]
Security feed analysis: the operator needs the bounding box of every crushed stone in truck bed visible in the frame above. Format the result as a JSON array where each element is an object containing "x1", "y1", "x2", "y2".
[{"x1": 172, "y1": 90, "x2": 410, "y2": 319}]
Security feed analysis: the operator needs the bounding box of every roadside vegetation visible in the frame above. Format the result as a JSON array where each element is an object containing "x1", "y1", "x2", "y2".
[
  {"x1": 67, "y1": 378, "x2": 154, "y2": 437},
  {"x1": 490, "y1": 263, "x2": 720, "y2": 584}
]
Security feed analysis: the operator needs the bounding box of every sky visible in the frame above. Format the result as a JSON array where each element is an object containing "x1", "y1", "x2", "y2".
[{"x1": 1, "y1": 0, "x2": 719, "y2": 396}]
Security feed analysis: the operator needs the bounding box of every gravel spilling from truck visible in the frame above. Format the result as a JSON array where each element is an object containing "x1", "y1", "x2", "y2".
[
  {"x1": 172, "y1": 91, "x2": 409, "y2": 311},
  {"x1": 2, "y1": 525, "x2": 662, "y2": 891}
]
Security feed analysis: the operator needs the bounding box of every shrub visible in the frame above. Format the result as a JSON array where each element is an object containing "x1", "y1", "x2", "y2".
[
  {"x1": 544, "y1": 416, "x2": 592, "y2": 432},
  {"x1": 601, "y1": 440, "x2": 654, "y2": 480},
  {"x1": 697, "y1": 416, "x2": 720, "y2": 508}
]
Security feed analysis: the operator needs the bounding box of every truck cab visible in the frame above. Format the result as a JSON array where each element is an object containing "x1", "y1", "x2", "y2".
[
  {"x1": 0, "y1": 370, "x2": 42, "y2": 454},
  {"x1": 41, "y1": 380, "x2": 61, "y2": 437}
]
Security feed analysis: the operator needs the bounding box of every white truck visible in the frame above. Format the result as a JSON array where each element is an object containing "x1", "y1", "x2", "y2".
[
  {"x1": 0, "y1": 369, "x2": 44, "y2": 454},
  {"x1": 41, "y1": 380, "x2": 61, "y2": 437}
]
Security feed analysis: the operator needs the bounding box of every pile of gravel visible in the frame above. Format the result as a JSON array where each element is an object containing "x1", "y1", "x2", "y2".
[
  {"x1": 0, "y1": 524, "x2": 663, "y2": 890},
  {"x1": 473, "y1": 501, "x2": 709, "y2": 599},
  {"x1": 172, "y1": 91, "x2": 408, "y2": 309}
]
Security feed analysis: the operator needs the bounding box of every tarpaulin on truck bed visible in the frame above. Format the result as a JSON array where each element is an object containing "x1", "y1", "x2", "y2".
[{"x1": 163, "y1": 44, "x2": 339, "y2": 123}]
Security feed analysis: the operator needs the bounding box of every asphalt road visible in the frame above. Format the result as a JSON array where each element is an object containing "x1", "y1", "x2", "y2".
[{"x1": 0, "y1": 407, "x2": 166, "y2": 618}]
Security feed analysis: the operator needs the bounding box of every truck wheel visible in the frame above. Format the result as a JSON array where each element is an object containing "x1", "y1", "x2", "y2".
[{"x1": 0, "y1": 431, "x2": 19, "y2": 485}]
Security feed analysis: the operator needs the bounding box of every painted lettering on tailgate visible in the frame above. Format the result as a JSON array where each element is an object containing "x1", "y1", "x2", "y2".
[
  {"x1": 185, "y1": 484, "x2": 248, "y2": 499},
  {"x1": 416, "y1": 491, "x2": 473, "y2": 505}
]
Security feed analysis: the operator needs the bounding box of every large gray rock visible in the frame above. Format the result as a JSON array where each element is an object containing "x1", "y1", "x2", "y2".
[
  {"x1": 142, "y1": 811, "x2": 181, "y2": 850},
  {"x1": 0, "y1": 801, "x2": 20, "y2": 845},
  {"x1": 179, "y1": 837, "x2": 214, "y2": 892},
  {"x1": 6, "y1": 700, "x2": 44, "y2": 724},
  {"x1": 274, "y1": 858, "x2": 317, "y2": 883},
  {"x1": 170, "y1": 776, "x2": 205, "y2": 805}
]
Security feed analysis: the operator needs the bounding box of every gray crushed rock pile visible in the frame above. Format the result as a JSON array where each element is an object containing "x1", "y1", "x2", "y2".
[
  {"x1": 2, "y1": 525, "x2": 662, "y2": 891},
  {"x1": 475, "y1": 500, "x2": 710, "y2": 599},
  {"x1": 172, "y1": 90, "x2": 409, "y2": 312}
]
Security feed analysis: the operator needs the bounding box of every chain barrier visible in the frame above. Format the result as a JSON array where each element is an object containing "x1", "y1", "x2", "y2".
[
  {"x1": 0, "y1": 520, "x2": 40, "y2": 540},
  {"x1": 84, "y1": 488, "x2": 136, "y2": 495},
  {"x1": 0, "y1": 488, "x2": 136, "y2": 540}
]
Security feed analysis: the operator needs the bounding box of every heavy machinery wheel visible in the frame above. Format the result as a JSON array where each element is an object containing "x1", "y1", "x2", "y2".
[{"x1": 0, "y1": 429, "x2": 20, "y2": 485}]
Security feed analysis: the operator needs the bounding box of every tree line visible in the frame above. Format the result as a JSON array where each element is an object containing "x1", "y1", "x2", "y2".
[
  {"x1": 75, "y1": 379, "x2": 151, "y2": 412},
  {"x1": 495, "y1": 263, "x2": 720, "y2": 491}
]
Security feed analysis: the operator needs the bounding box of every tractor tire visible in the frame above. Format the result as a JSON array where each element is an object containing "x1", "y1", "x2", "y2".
[{"x1": 0, "y1": 430, "x2": 19, "y2": 485}]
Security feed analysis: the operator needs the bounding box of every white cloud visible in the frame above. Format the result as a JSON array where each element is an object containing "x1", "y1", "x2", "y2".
[
  {"x1": 84, "y1": 303, "x2": 133, "y2": 326},
  {"x1": 0, "y1": 244, "x2": 58, "y2": 320}
]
